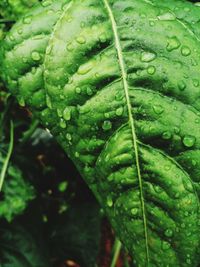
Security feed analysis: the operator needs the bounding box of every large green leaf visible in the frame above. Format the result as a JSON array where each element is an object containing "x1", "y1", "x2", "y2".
[{"x1": 1, "y1": 0, "x2": 200, "y2": 266}]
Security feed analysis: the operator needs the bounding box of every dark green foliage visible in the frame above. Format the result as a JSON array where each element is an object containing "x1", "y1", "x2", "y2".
[
  {"x1": 0, "y1": 223, "x2": 50, "y2": 267},
  {"x1": 1, "y1": 0, "x2": 200, "y2": 266},
  {"x1": 50, "y1": 202, "x2": 101, "y2": 267},
  {"x1": 0, "y1": 200, "x2": 101, "y2": 267}
]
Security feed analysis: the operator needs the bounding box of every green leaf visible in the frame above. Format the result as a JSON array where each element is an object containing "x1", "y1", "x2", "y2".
[
  {"x1": 1, "y1": 0, "x2": 200, "y2": 266},
  {"x1": 0, "y1": 223, "x2": 50, "y2": 267},
  {"x1": 0, "y1": 153, "x2": 35, "y2": 221}
]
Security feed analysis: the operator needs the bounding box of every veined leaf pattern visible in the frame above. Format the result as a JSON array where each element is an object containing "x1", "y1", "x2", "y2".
[{"x1": 1, "y1": 0, "x2": 200, "y2": 266}]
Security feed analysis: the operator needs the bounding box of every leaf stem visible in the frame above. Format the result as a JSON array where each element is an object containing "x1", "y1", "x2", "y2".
[
  {"x1": 0, "y1": 121, "x2": 14, "y2": 191},
  {"x1": 0, "y1": 94, "x2": 12, "y2": 139},
  {"x1": 20, "y1": 119, "x2": 39, "y2": 145},
  {"x1": 124, "y1": 256, "x2": 131, "y2": 267},
  {"x1": 110, "y1": 239, "x2": 122, "y2": 267}
]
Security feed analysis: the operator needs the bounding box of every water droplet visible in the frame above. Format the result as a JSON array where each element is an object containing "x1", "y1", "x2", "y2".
[
  {"x1": 162, "y1": 131, "x2": 172, "y2": 140},
  {"x1": 58, "y1": 181, "x2": 68, "y2": 192},
  {"x1": 23, "y1": 15, "x2": 32, "y2": 24},
  {"x1": 181, "y1": 46, "x2": 191, "y2": 56},
  {"x1": 183, "y1": 135, "x2": 196, "y2": 147},
  {"x1": 99, "y1": 33, "x2": 107, "y2": 43},
  {"x1": 186, "y1": 259, "x2": 191, "y2": 264},
  {"x1": 60, "y1": 119, "x2": 66, "y2": 128},
  {"x1": 164, "y1": 165, "x2": 171, "y2": 171},
  {"x1": 164, "y1": 229, "x2": 173, "y2": 237},
  {"x1": 95, "y1": 72, "x2": 100, "y2": 78},
  {"x1": 141, "y1": 51, "x2": 156, "y2": 62},
  {"x1": 106, "y1": 196, "x2": 113, "y2": 207},
  {"x1": 17, "y1": 28, "x2": 23, "y2": 35},
  {"x1": 68, "y1": 77, "x2": 73, "y2": 84},
  {"x1": 75, "y1": 152, "x2": 80, "y2": 158},
  {"x1": 31, "y1": 51, "x2": 41, "y2": 61},
  {"x1": 115, "y1": 92, "x2": 124, "y2": 101},
  {"x1": 46, "y1": 9, "x2": 54, "y2": 15},
  {"x1": 116, "y1": 106, "x2": 124, "y2": 116},
  {"x1": 57, "y1": 108, "x2": 63, "y2": 118},
  {"x1": 66, "y1": 43, "x2": 74, "y2": 51},
  {"x1": 147, "y1": 66, "x2": 156, "y2": 75},
  {"x1": 192, "y1": 159, "x2": 197, "y2": 166},
  {"x1": 78, "y1": 62, "x2": 93, "y2": 75},
  {"x1": 166, "y1": 37, "x2": 180, "y2": 52},
  {"x1": 131, "y1": 208, "x2": 138, "y2": 216},
  {"x1": 46, "y1": 45, "x2": 52, "y2": 55},
  {"x1": 63, "y1": 107, "x2": 71, "y2": 121},
  {"x1": 66, "y1": 133, "x2": 72, "y2": 141},
  {"x1": 181, "y1": 223, "x2": 186, "y2": 228},
  {"x1": 195, "y1": 118, "x2": 200, "y2": 125},
  {"x1": 22, "y1": 57, "x2": 28, "y2": 63},
  {"x1": 46, "y1": 95, "x2": 52, "y2": 109},
  {"x1": 178, "y1": 80, "x2": 186, "y2": 91},
  {"x1": 174, "y1": 192, "x2": 180, "y2": 199},
  {"x1": 102, "y1": 120, "x2": 112, "y2": 131},
  {"x1": 80, "y1": 21, "x2": 85, "y2": 28},
  {"x1": 42, "y1": 0, "x2": 52, "y2": 7},
  {"x1": 153, "y1": 105, "x2": 164, "y2": 114},
  {"x1": 86, "y1": 87, "x2": 93, "y2": 96},
  {"x1": 184, "y1": 211, "x2": 189, "y2": 216},
  {"x1": 149, "y1": 21, "x2": 155, "y2": 27},
  {"x1": 104, "y1": 112, "x2": 110, "y2": 119},
  {"x1": 18, "y1": 96, "x2": 25, "y2": 107},
  {"x1": 193, "y1": 79, "x2": 199, "y2": 87},
  {"x1": 75, "y1": 87, "x2": 81, "y2": 94},
  {"x1": 9, "y1": 35, "x2": 15, "y2": 41},
  {"x1": 162, "y1": 241, "x2": 171, "y2": 250},
  {"x1": 158, "y1": 12, "x2": 175, "y2": 21},
  {"x1": 183, "y1": 178, "x2": 194, "y2": 193},
  {"x1": 154, "y1": 185, "x2": 163, "y2": 193},
  {"x1": 66, "y1": 16, "x2": 73, "y2": 23},
  {"x1": 76, "y1": 36, "x2": 86, "y2": 44}
]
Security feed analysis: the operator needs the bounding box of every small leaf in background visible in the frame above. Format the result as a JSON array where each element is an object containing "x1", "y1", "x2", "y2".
[{"x1": 0, "y1": 154, "x2": 35, "y2": 222}]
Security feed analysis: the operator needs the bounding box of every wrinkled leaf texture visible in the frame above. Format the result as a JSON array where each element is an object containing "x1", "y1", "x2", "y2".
[
  {"x1": 0, "y1": 0, "x2": 39, "y2": 21},
  {"x1": 1, "y1": 0, "x2": 200, "y2": 266}
]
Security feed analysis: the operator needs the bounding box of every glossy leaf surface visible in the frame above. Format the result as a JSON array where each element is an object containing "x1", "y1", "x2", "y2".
[{"x1": 1, "y1": 0, "x2": 200, "y2": 266}]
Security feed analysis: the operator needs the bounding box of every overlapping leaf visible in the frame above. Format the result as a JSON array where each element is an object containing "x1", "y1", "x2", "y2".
[{"x1": 1, "y1": 0, "x2": 200, "y2": 266}]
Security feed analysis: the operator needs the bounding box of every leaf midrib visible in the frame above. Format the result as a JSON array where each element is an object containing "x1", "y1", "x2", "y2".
[{"x1": 102, "y1": 0, "x2": 150, "y2": 263}]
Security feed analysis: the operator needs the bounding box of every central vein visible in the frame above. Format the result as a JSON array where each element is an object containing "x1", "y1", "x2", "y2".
[{"x1": 102, "y1": 0, "x2": 149, "y2": 263}]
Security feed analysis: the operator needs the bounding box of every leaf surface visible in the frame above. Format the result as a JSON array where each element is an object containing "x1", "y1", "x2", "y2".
[{"x1": 1, "y1": 0, "x2": 200, "y2": 266}]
